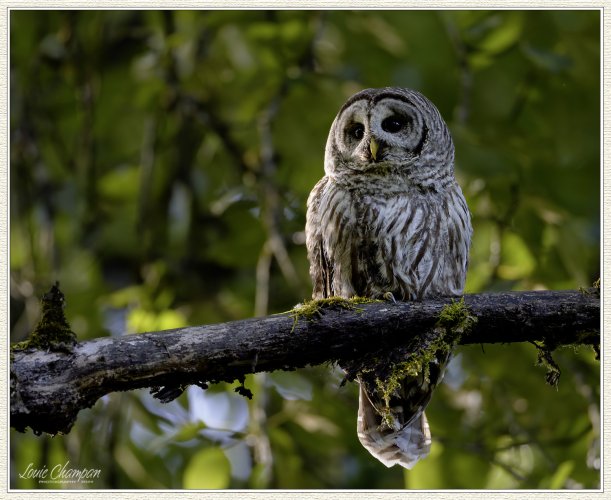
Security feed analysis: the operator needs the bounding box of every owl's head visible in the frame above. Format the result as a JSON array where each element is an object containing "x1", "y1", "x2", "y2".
[{"x1": 324, "y1": 87, "x2": 455, "y2": 184}]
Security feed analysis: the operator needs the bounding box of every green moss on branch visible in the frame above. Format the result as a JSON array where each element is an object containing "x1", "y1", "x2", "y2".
[
  {"x1": 11, "y1": 282, "x2": 77, "y2": 354},
  {"x1": 374, "y1": 297, "x2": 477, "y2": 426},
  {"x1": 288, "y1": 296, "x2": 382, "y2": 332}
]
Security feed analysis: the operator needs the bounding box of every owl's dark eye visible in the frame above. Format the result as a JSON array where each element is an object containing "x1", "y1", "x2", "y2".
[
  {"x1": 348, "y1": 123, "x2": 365, "y2": 140},
  {"x1": 382, "y1": 116, "x2": 406, "y2": 133}
]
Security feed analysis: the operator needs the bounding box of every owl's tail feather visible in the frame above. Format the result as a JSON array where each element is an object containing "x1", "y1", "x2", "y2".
[{"x1": 356, "y1": 383, "x2": 431, "y2": 469}]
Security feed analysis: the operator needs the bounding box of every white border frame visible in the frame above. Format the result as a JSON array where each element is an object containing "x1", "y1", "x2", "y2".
[{"x1": 1, "y1": 2, "x2": 607, "y2": 499}]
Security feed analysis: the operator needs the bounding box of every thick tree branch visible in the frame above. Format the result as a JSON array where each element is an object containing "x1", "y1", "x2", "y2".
[{"x1": 11, "y1": 289, "x2": 599, "y2": 436}]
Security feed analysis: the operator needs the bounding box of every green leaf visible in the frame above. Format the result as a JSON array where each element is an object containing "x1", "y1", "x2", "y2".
[
  {"x1": 475, "y1": 12, "x2": 524, "y2": 54},
  {"x1": 521, "y1": 44, "x2": 572, "y2": 73},
  {"x1": 183, "y1": 447, "x2": 231, "y2": 489},
  {"x1": 546, "y1": 460, "x2": 575, "y2": 489},
  {"x1": 127, "y1": 308, "x2": 187, "y2": 333},
  {"x1": 98, "y1": 165, "x2": 141, "y2": 201},
  {"x1": 499, "y1": 231, "x2": 536, "y2": 281},
  {"x1": 173, "y1": 421, "x2": 207, "y2": 442}
]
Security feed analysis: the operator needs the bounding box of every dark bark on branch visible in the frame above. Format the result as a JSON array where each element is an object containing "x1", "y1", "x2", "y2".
[{"x1": 11, "y1": 289, "x2": 599, "y2": 436}]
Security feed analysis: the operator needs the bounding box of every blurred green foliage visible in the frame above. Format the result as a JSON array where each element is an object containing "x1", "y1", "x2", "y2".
[{"x1": 10, "y1": 9, "x2": 599, "y2": 489}]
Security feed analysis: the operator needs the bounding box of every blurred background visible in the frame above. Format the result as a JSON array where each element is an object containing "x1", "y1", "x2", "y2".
[{"x1": 10, "y1": 9, "x2": 600, "y2": 489}]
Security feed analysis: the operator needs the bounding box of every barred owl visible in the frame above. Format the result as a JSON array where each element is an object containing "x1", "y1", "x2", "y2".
[{"x1": 305, "y1": 87, "x2": 472, "y2": 469}]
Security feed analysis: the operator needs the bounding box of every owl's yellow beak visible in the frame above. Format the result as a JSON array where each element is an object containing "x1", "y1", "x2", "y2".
[{"x1": 369, "y1": 138, "x2": 379, "y2": 161}]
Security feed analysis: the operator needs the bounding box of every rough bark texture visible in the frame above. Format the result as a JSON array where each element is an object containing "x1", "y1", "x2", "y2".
[{"x1": 11, "y1": 289, "x2": 599, "y2": 436}]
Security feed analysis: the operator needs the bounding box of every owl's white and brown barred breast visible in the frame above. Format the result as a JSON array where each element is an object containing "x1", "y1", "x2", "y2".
[
  {"x1": 307, "y1": 175, "x2": 470, "y2": 301},
  {"x1": 306, "y1": 87, "x2": 472, "y2": 469}
]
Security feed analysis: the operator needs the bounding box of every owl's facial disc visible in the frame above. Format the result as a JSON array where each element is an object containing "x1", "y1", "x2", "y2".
[
  {"x1": 324, "y1": 88, "x2": 454, "y2": 181},
  {"x1": 332, "y1": 97, "x2": 429, "y2": 172}
]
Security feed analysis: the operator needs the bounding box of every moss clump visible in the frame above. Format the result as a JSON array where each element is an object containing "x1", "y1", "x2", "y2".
[
  {"x1": 530, "y1": 340, "x2": 561, "y2": 387},
  {"x1": 593, "y1": 343, "x2": 600, "y2": 361},
  {"x1": 579, "y1": 278, "x2": 600, "y2": 295},
  {"x1": 288, "y1": 295, "x2": 382, "y2": 332},
  {"x1": 436, "y1": 296, "x2": 478, "y2": 342},
  {"x1": 12, "y1": 282, "x2": 77, "y2": 353},
  {"x1": 374, "y1": 297, "x2": 477, "y2": 427}
]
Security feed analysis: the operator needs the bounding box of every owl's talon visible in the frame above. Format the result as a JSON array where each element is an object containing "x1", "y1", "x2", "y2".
[{"x1": 383, "y1": 291, "x2": 397, "y2": 303}]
